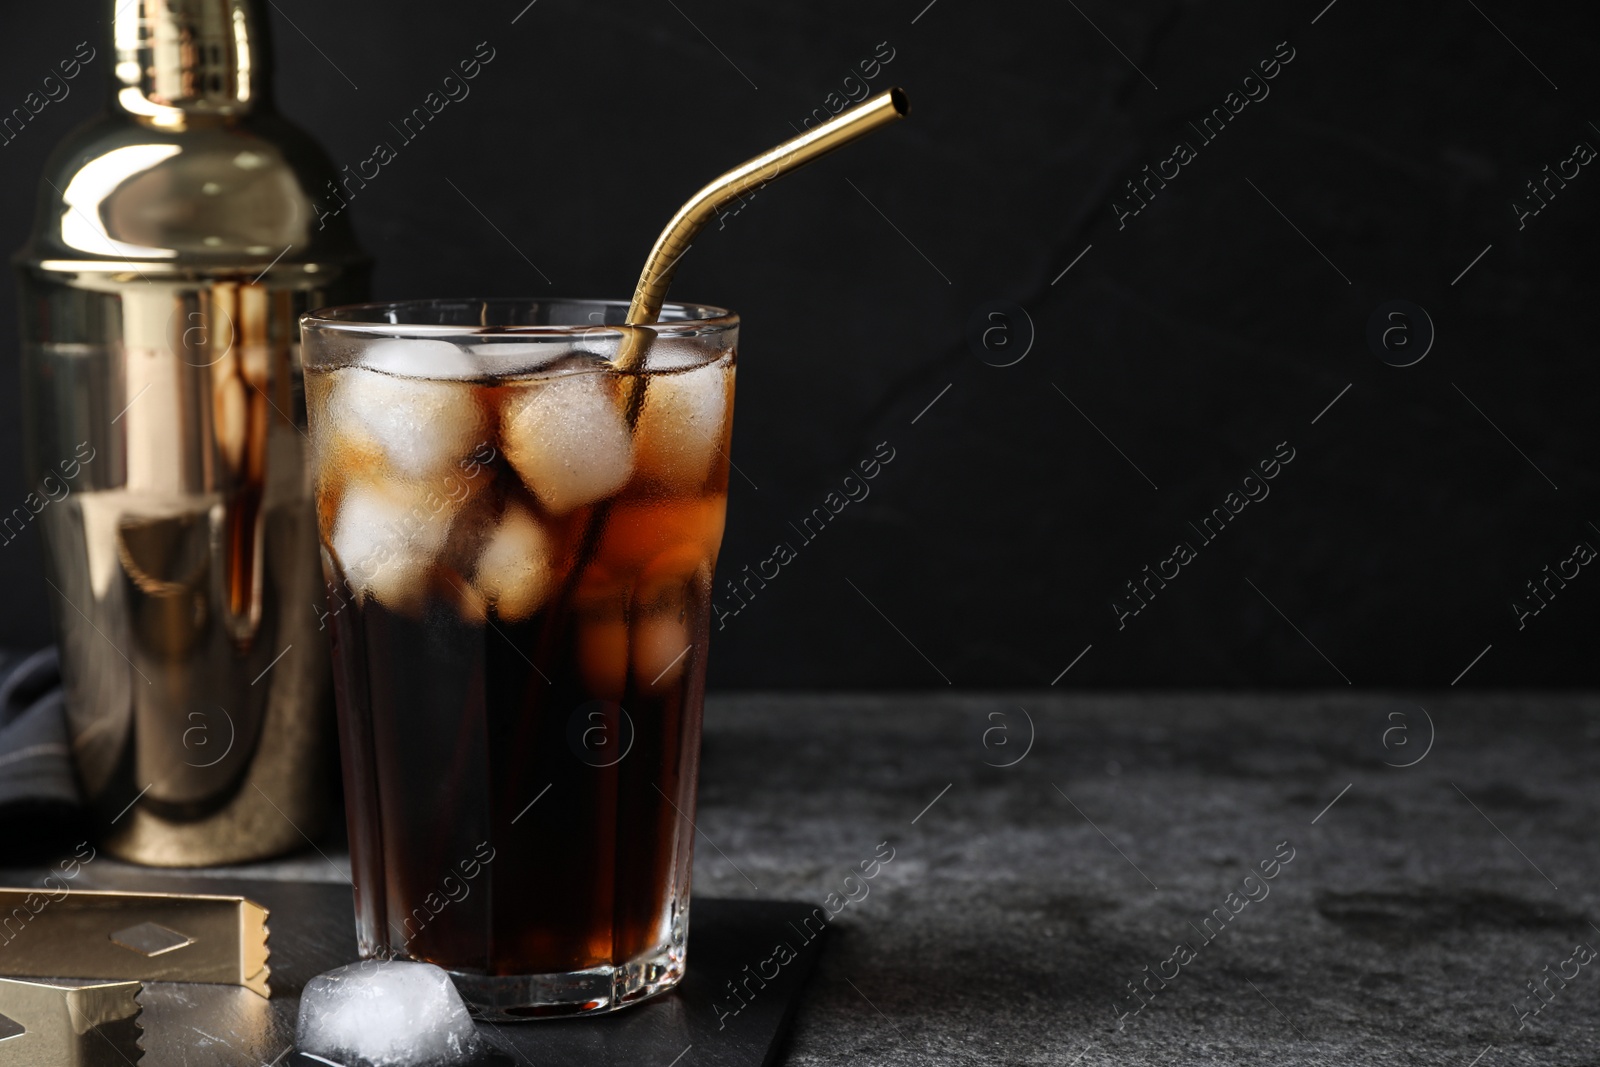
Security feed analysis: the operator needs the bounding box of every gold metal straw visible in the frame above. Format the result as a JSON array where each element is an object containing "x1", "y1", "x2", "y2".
[
  {"x1": 558, "y1": 87, "x2": 909, "y2": 602},
  {"x1": 615, "y1": 87, "x2": 909, "y2": 377}
]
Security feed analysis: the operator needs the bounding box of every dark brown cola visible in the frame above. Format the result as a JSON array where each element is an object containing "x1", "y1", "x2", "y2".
[{"x1": 308, "y1": 352, "x2": 733, "y2": 1008}]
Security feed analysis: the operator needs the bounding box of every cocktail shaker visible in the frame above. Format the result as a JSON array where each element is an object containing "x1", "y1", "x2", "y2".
[{"x1": 13, "y1": 0, "x2": 368, "y2": 864}]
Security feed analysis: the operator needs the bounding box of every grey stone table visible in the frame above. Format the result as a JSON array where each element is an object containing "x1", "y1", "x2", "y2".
[
  {"x1": 25, "y1": 693, "x2": 1600, "y2": 1065},
  {"x1": 690, "y1": 693, "x2": 1600, "y2": 1066}
]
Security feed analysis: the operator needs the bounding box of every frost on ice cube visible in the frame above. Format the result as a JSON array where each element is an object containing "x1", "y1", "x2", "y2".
[
  {"x1": 295, "y1": 960, "x2": 483, "y2": 1067},
  {"x1": 471, "y1": 500, "x2": 553, "y2": 622},
  {"x1": 362, "y1": 338, "x2": 481, "y2": 381},
  {"x1": 633, "y1": 359, "x2": 730, "y2": 490},
  {"x1": 331, "y1": 481, "x2": 455, "y2": 611},
  {"x1": 500, "y1": 372, "x2": 633, "y2": 513},
  {"x1": 461, "y1": 342, "x2": 556, "y2": 378},
  {"x1": 464, "y1": 340, "x2": 623, "y2": 377},
  {"x1": 639, "y1": 336, "x2": 714, "y2": 372},
  {"x1": 325, "y1": 363, "x2": 488, "y2": 481}
]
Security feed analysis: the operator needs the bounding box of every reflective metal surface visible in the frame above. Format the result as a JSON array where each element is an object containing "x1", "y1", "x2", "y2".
[
  {"x1": 0, "y1": 977, "x2": 144, "y2": 1067},
  {"x1": 0, "y1": 887, "x2": 270, "y2": 997},
  {"x1": 13, "y1": 0, "x2": 368, "y2": 865}
]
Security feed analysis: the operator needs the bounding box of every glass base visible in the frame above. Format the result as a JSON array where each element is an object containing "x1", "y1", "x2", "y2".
[{"x1": 451, "y1": 943, "x2": 686, "y2": 1021}]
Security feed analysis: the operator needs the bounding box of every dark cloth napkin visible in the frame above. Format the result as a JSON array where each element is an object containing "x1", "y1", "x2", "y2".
[{"x1": 0, "y1": 647, "x2": 81, "y2": 811}]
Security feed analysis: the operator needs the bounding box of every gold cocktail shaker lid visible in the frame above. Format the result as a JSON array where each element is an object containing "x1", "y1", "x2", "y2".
[
  {"x1": 113, "y1": 0, "x2": 264, "y2": 125},
  {"x1": 16, "y1": 0, "x2": 368, "y2": 279}
]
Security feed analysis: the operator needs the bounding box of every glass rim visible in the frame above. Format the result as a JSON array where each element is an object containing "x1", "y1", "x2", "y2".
[{"x1": 301, "y1": 297, "x2": 738, "y2": 340}]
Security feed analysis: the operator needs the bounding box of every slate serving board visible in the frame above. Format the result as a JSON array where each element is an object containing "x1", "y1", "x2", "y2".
[{"x1": 43, "y1": 871, "x2": 825, "y2": 1066}]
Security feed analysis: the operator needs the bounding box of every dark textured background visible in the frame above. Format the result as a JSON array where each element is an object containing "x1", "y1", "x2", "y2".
[{"x1": 1, "y1": 0, "x2": 1596, "y2": 688}]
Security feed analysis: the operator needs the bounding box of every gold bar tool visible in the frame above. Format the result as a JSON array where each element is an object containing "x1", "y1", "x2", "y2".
[
  {"x1": 0, "y1": 977, "x2": 143, "y2": 1066},
  {"x1": 0, "y1": 888, "x2": 269, "y2": 998}
]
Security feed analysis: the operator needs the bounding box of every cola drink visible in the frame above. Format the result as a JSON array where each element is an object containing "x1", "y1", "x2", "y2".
[{"x1": 302, "y1": 300, "x2": 736, "y2": 1018}]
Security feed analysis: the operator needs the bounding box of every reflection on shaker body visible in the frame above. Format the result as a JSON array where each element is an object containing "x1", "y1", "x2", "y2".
[{"x1": 21, "y1": 274, "x2": 357, "y2": 864}]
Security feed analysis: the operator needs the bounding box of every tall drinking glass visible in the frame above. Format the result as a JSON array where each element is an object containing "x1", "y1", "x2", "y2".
[{"x1": 299, "y1": 298, "x2": 736, "y2": 1018}]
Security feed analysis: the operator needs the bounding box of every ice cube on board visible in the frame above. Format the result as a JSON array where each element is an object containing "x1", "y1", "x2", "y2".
[{"x1": 295, "y1": 960, "x2": 483, "y2": 1067}]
